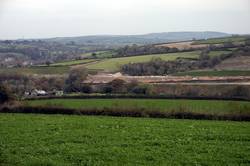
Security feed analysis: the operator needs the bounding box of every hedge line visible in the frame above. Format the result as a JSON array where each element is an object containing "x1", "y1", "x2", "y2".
[
  {"x1": 1, "y1": 106, "x2": 250, "y2": 121},
  {"x1": 24, "y1": 94, "x2": 250, "y2": 102}
]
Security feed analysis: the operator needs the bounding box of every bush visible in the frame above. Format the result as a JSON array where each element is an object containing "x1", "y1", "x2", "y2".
[
  {"x1": 102, "y1": 85, "x2": 113, "y2": 93},
  {"x1": 109, "y1": 79, "x2": 127, "y2": 93},
  {"x1": 64, "y1": 67, "x2": 88, "y2": 92},
  {"x1": 132, "y1": 84, "x2": 152, "y2": 95},
  {"x1": 0, "y1": 84, "x2": 13, "y2": 104},
  {"x1": 81, "y1": 85, "x2": 93, "y2": 94}
]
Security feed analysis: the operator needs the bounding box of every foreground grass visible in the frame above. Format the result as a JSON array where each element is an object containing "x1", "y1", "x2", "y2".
[
  {"x1": 0, "y1": 114, "x2": 249, "y2": 165},
  {"x1": 24, "y1": 99, "x2": 250, "y2": 114},
  {"x1": 85, "y1": 51, "x2": 200, "y2": 72},
  {"x1": 174, "y1": 70, "x2": 250, "y2": 76}
]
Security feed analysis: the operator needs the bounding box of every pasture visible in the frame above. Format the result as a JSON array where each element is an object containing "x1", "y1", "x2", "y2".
[
  {"x1": 208, "y1": 50, "x2": 232, "y2": 57},
  {"x1": 174, "y1": 70, "x2": 250, "y2": 76},
  {"x1": 194, "y1": 36, "x2": 247, "y2": 44},
  {"x1": 85, "y1": 51, "x2": 200, "y2": 72},
  {"x1": 46, "y1": 59, "x2": 97, "y2": 67},
  {"x1": 0, "y1": 114, "x2": 249, "y2": 165}
]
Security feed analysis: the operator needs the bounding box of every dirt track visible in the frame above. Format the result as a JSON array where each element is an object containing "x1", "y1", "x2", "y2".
[{"x1": 84, "y1": 73, "x2": 250, "y2": 84}]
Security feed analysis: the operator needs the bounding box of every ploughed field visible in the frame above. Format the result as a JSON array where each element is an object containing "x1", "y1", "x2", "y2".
[
  {"x1": 0, "y1": 114, "x2": 249, "y2": 165},
  {"x1": 24, "y1": 99, "x2": 250, "y2": 115}
]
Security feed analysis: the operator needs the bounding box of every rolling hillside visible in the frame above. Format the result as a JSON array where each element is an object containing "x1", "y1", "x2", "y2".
[{"x1": 44, "y1": 31, "x2": 230, "y2": 46}]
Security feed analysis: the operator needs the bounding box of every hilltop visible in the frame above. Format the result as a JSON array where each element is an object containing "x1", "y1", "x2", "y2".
[{"x1": 44, "y1": 31, "x2": 230, "y2": 46}]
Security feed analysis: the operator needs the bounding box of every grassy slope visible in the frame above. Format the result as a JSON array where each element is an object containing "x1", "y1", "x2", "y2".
[
  {"x1": 174, "y1": 70, "x2": 250, "y2": 76},
  {"x1": 80, "y1": 51, "x2": 115, "y2": 59},
  {"x1": 48, "y1": 59, "x2": 97, "y2": 67},
  {"x1": 0, "y1": 114, "x2": 249, "y2": 165},
  {"x1": 194, "y1": 36, "x2": 247, "y2": 44},
  {"x1": 208, "y1": 50, "x2": 232, "y2": 57},
  {"x1": 85, "y1": 51, "x2": 200, "y2": 72},
  {"x1": 46, "y1": 50, "x2": 228, "y2": 68},
  {"x1": 24, "y1": 99, "x2": 250, "y2": 114}
]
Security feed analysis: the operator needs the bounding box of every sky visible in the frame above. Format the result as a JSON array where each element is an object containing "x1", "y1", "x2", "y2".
[{"x1": 0, "y1": 0, "x2": 249, "y2": 39}]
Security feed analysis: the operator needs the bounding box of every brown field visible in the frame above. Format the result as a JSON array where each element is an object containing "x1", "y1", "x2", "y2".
[
  {"x1": 215, "y1": 56, "x2": 250, "y2": 70},
  {"x1": 156, "y1": 41, "x2": 209, "y2": 50},
  {"x1": 84, "y1": 73, "x2": 250, "y2": 84}
]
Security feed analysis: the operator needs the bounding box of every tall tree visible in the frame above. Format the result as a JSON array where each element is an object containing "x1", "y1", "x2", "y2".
[
  {"x1": 0, "y1": 84, "x2": 13, "y2": 104},
  {"x1": 64, "y1": 67, "x2": 88, "y2": 92}
]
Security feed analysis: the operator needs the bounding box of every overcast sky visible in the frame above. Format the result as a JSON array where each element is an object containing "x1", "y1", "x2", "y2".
[{"x1": 0, "y1": 0, "x2": 249, "y2": 39}]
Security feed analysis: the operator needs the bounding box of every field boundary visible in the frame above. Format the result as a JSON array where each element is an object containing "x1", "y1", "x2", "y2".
[
  {"x1": 1, "y1": 106, "x2": 249, "y2": 121},
  {"x1": 24, "y1": 95, "x2": 250, "y2": 102}
]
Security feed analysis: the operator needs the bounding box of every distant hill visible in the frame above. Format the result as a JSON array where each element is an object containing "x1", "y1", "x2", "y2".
[{"x1": 44, "y1": 31, "x2": 231, "y2": 46}]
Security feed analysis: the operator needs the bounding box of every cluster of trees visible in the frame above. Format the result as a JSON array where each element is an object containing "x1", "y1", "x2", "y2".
[
  {"x1": 92, "y1": 79, "x2": 152, "y2": 95},
  {"x1": 113, "y1": 44, "x2": 180, "y2": 58},
  {"x1": 64, "y1": 68, "x2": 153, "y2": 95},
  {"x1": 0, "y1": 67, "x2": 90, "y2": 96},
  {"x1": 64, "y1": 68, "x2": 88, "y2": 92},
  {"x1": 0, "y1": 84, "x2": 13, "y2": 104},
  {"x1": 0, "y1": 73, "x2": 65, "y2": 96},
  {"x1": 64, "y1": 71, "x2": 153, "y2": 94},
  {"x1": 122, "y1": 58, "x2": 197, "y2": 76},
  {"x1": 121, "y1": 49, "x2": 236, "y2": 76}
]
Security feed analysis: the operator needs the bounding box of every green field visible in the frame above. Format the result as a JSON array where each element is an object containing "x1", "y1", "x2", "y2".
[
  {"x1": 0, "y1": 50, "x2": 233, "y2": 75},
  {"x1": 85, "y1": 51, "x2": 200, "y2": 72},
  {"x1": 0, "y1": 66, "x2": 70, "y2": 75},
  {"x1": 0, "y1": 114, "x2": 249, "y2": 165},
  {"x1": 208, "y1": 50, "x2": 232, "y2": 57},
  {"x1": 194, "y1": 36, "x2": 247, "y2": 44},
  {"x1": 24, "y1": 99, "x2": 250, "y2": 114},
  {"x1": 80, "y1": 51, "x2": 115, "y2": 59},
  {"x1": 48, "y1": 59, "x2": 97, "y2": 67},
  {"x1": 174, "y1": 70, "x2": 250, "y2": 76},
  {"x1": 80, "y1": 52, "x2": 94, "y2": 57}
]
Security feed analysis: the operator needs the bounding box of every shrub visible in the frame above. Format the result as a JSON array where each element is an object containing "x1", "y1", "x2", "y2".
[
  {"x1": 109, "y1": 79, "x2": 126, "y2": 93},
  {"x1": 81, "y1": 85, "x2": 93, "y2": 94},
  {"x1": 64, "y1": 67, "x2": 88, "y2": 92},
  {"x1": 102, "y1": 85, "x2": 113, "y2": 93},
  {"x1": 0, "y1": 84, "x2": 14, "y2": 104},
  {"x1": 132, "y1": 84, "x2": 153, "y2": 95}
]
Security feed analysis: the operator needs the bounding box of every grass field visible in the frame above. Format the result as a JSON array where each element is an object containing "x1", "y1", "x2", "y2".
[
  {"x1": 0, "y1": 50, "x2": 233, "y2": 75},
  {"x1": 46, "y1": 59, "x2": 97, "y2": 67},
  {"x1": 194, "y1": 36, "x2": 247, "y2": 44},
  {"x1": 0, "y1": 66, "x2": 70, "y2": 75},
  {"x1": 0, "y1": 114, "x2": 249, "y2": 165},
  {"x1": 174, "y1": 70, "x2": 250, "y2": 76},
  {"x1": 85, "y1": 51, "x2": 200, "y2": 72},
  {"x1": 208, "y1": 50, "x2": 232, "y2": 57},
  {"x1": 24, "y1": 99, "x2": 250, "y2": 114},
  {"x1": 81, "y1": 51, "x2": 115, "y2": 58}
]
